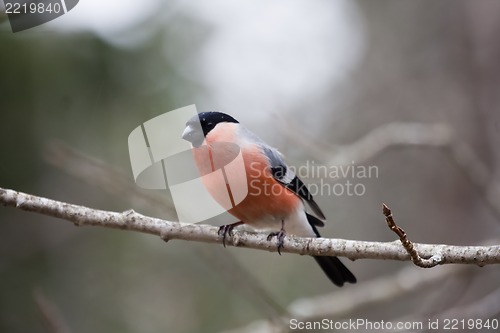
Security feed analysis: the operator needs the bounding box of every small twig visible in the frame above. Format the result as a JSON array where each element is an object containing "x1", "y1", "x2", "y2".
[{"x1": 383, "y1": 203, "x2": 443, "y2": 268}]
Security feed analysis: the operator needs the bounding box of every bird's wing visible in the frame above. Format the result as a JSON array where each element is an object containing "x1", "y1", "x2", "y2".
[{"x1": 261, "y1": 145, "x2": 326, "y2": 223}]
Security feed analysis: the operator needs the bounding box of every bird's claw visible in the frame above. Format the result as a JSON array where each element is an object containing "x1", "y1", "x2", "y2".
[
  {"x1": 218, "y1": 222, "x2": 243, "y2": 247},
  {"x1": 267, "y1": 229, "x2": 286, "y2": 255}
]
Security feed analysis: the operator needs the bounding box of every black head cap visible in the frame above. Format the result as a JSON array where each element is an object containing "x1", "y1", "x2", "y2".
[
  {"x1": 193, "y1": 112, "x2": 239, "y2": 136},
  {"x1": 182, "y1": 112, "x2": 239, "y2": 147}
]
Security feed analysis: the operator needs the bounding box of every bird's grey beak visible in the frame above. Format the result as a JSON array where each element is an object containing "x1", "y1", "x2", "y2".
[
  {"x1": 182, "y1": 124, "x2": 204, "y2": 147},
  {"x1": 182, "y1": 125, "x2": 194, "y2": 141}
]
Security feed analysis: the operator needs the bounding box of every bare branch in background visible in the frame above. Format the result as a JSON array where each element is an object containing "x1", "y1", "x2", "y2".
[
  {"x1": 325, "y1": 122, "x2": 454, "y2": 166},
  {"x1": 221, "y1": 264, "x2": 484, "y2": 333},
  {"x1": 274, "y1": 116, "x2": 500, "y2": 220},
  {"x1": 1, "y1": 187, "x2": 498, "y2": 264},
  {"x1": 44, "y1": 141, "x2": 177, "y2": 220},
  {"x1": 431, "y1": 287, "x2": 500, "y2": 325},
  {"x1": 34, "y1": 289, "x2": 72, "y2": 333},
  {"x1": 272, "y1": 114, "x2": 453, "y2": 165}
]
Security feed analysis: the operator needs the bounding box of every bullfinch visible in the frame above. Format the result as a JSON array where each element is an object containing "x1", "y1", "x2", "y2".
[{"x1": 182, "y1": 112, "x2": 356, "y2": 287}]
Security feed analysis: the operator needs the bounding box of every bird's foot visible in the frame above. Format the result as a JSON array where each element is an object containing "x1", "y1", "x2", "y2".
[
  {"x1": 218, "y1": 221, "x2": 244, "y2": 247},
  {"x1": 267, "y1": 227, "x2": 286, "y2": 255}
]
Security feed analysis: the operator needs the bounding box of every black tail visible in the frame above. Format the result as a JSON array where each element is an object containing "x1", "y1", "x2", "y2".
[
  {"x1": 313, "y1": 256, "x2": 356, "y2": 287},
  {"x1": 307, "y1": 214, "x2": 356, "y2": 287}
]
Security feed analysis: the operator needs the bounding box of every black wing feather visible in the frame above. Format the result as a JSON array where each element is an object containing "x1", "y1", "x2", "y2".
[{"x1": 263, "y1": 146, "x2": 326, "y2": 222}]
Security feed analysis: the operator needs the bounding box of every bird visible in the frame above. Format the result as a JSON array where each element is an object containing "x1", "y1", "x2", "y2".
[{"x1": 181, "y1": 111, "x2": 356, "y2": 287}]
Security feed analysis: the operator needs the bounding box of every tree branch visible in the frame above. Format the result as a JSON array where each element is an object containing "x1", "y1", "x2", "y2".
[{"x1": 1, "y1": 187, "x2": 499, "y2": 265}]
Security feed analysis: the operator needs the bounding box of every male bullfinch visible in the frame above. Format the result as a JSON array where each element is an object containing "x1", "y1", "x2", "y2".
[{"x1": 182, "y1": 112, "x2": 356, "y2": 287}]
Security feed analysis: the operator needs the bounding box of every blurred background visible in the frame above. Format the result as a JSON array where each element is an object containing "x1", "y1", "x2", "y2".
[{"x1": 1, "y1": 0, "x2": 499, "y2": 332}]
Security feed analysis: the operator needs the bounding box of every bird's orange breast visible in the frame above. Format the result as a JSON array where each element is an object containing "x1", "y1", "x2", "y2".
[{"x1": 191, "y1": 127, "x2": 300, "y2": 225}]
